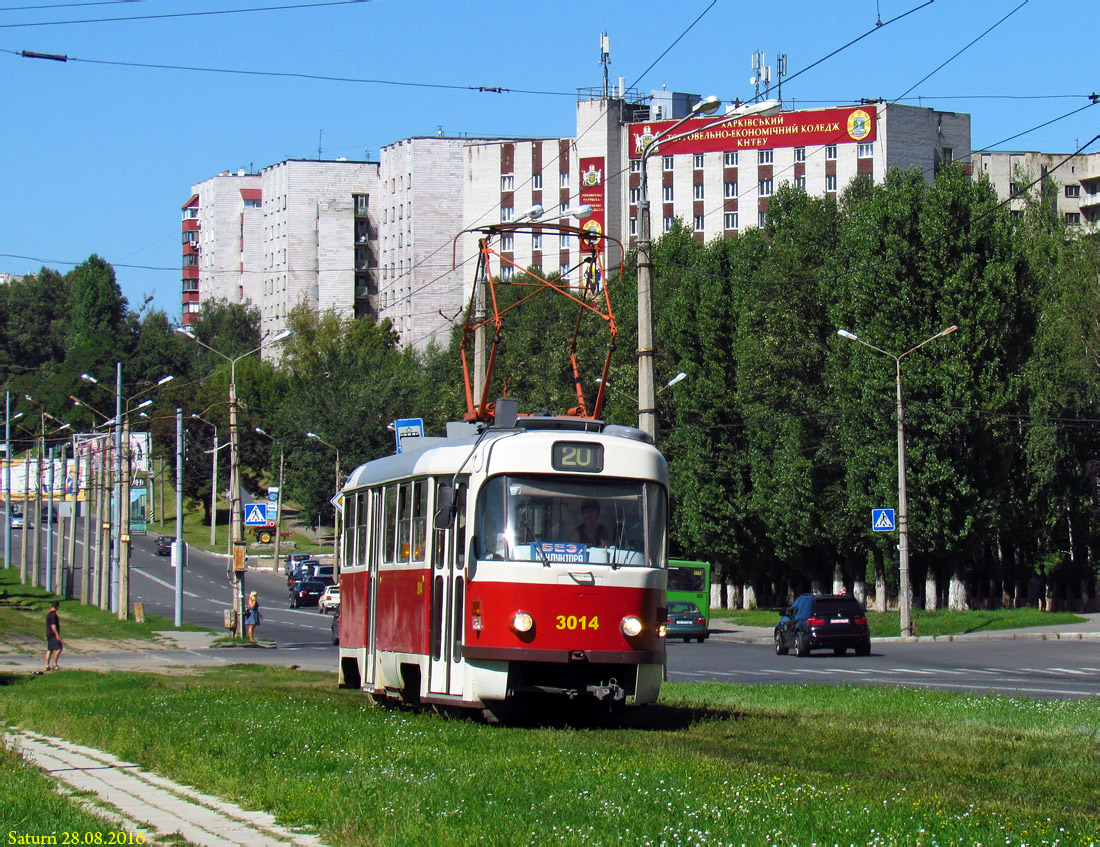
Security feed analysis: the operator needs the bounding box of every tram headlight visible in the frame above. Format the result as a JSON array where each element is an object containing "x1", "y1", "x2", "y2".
[
  {"x1": 511, "y1": 611, "x2": 534, "y2": 633},
  {"x1": 620, "y1": 615, "x2": 644, "y2": 637}
]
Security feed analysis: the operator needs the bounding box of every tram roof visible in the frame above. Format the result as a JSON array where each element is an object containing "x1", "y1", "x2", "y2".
[{"x1": 341, "y1": 418, "x2": 663, "y2": 492}]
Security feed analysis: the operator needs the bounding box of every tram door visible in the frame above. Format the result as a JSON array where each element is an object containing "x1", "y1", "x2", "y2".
[
  {"x1": 429, "y1": 480, "x2": 466, "y2": 696},
  {"x1": 364, "y1": 487, "x2": 382, "y2": 687}
]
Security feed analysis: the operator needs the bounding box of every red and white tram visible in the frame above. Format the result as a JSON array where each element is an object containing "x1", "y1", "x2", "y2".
[{"x1": 335, "y1": 408, "x2": 668, "y2": 711}]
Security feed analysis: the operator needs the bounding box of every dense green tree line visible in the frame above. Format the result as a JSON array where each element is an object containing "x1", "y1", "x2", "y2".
[{"x1": 3, "y1": 162, "x2": 1097, "y2": 610}]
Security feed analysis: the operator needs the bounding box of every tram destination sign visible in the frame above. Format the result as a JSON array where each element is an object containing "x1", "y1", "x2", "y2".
[{"x1": 628, "y1": 105, "x2": 876, "y2": 157}]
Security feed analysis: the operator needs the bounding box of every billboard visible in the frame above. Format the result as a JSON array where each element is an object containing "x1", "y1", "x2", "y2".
[{"x1": 628, "y1": 105, "x2": 876, "y2": 157}]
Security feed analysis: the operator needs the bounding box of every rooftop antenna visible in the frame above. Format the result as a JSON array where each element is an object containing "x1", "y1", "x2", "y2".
[
  {"x1": 600, "y1": 32, "x2": 610, "y2": 99},
  {"x1": 318, "y1": 128, "x2": 323, "y2": 160},
  {"x1": 776, "y1": 52, "x2": 787, "y2": 104},
  {"x1": 750, "y1": 50, "x2": 765, "y2": 102}
]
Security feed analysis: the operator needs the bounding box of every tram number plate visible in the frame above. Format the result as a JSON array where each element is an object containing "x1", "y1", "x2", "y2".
[{"x1": 556, "y1": 614, "x2": 599, "y2": 631}]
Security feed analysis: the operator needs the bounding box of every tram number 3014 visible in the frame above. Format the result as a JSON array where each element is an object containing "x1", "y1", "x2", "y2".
[{"x1": 556, "y1": 614, "x2": 599, "y2": 631}]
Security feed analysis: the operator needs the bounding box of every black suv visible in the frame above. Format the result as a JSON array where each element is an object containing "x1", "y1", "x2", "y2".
[{"x1": 775, "y1": 594, "x2": 871, "y2": 657}]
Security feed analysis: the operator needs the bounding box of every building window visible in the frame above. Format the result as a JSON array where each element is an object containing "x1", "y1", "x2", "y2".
[
  {"x1": 759, "y1": 211, "x2": 767, "y2": 227},
  {"x1": 1065, "y1": 184, "x2": 1081, "y2": 198},
  {"x1": 1066, "y1": 212, "x2": 1081, "y2": 225},
  {"x1": 560, "y1": 172, "x2": 570, "y2": 189},
  {"x1": 501, "y1": 206, "x2": 514, "y2": 221},
  {"x1": 663, "y1": 186, "x2": 674, "y2": 202},
  {"x1": 501, "y1": 265, "x2": 515, "y2": 281},
  {"x1": 630, "y1": 187, "x2": 640, "y2": 204},
  {"x1": 942, "y1": 148, "x2": 953, "y2": 163},
  {"x1": 629, "y1": 218, "x2": 637, "y2": 236},
  {"x1": 663, "y1": 216, "x2": 674, "y2": 233},
  {"x1": 693, "y1": 154, "x2": 704, "y2": 169},
  {"x1": 724, "y1": 181, "x2": 738, "y2": 198},
  {"x1": 501, "y1": 175, "x2": 514, "y2": 191},
  {"x1": 759, "y1": 150, "x2": 773, "y2": 164},
  {"x1": 826, "y1": 145, "x2": 837, "y2": 160},
  {"x1": 724, "y1": 212, "x2": 738, "y2": 230},
  {"x1": 693, "y1": 215, "x2": 705, "y2": 231},
  {"x1": 759, "y1": 178, "x2": 773, "y2": 196},
  {"x1": 560, "y1": 264, "x2": 570, "y2": 279},
  {"x1": 694, "y1": 184, "x2": 705, "y2": 200},
  {"x1": 857, "y1": 142, "x2": 873, "y2": 158},
  {"x1": 501, "y1": 234, "x2": 514, "y2": 251},
  {"x1": 1011, "y1": 182, "x2": 1027, "y2": 198},
  {"x1": 795, "y1": 176, "x2": 806, "y2": 191},
  {"x1": 533, "y1": 173, "x2": 543, "y2": 190},
  {"x1": 826, "y1": 174, "x2": 838, "y2": 192},
  {"x1": 561, "y1": 233, "x2": 573, "y2": 248},
  {"x1": 663, "y1": 156, "x2": 674, "y2": 171},
  {"x1": 794, "y1": 147, "x2": 806, "y2": 163},
  {"x1": 631, "y1": 159, "x2": 641, "y2": 173},
  {"x1": 723, "y1": 151, "x2": 738, "y2": 166},
  {"x1": 532, "y1": 233, "x2": 542, "y2": 250}
]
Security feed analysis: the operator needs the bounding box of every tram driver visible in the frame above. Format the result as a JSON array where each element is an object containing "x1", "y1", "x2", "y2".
[{"x1": 574, "y1": 498, "x2": 610, "y2": 547}]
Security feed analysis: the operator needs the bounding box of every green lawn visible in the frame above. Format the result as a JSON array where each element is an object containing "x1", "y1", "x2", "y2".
[
  {"x1": 0, "y1": 566, "x2": 206, "y2": 648},
  {"x1": 712, "y1": 605, "x2": 1088, "y2": 637},
  {"x1": 1, "y1": 667, "x2": 1097, "y2": 845}
]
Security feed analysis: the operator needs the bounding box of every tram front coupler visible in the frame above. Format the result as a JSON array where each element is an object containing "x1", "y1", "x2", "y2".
[{"x1": 586, "y1": 679, "x2": 626, "y2": 702}]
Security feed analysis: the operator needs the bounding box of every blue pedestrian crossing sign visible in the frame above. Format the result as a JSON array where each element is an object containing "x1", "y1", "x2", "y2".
[
  {"x1": 872, "y1": 508, "x2": 896, "y2": 532},
  {"x1": 244, "y1": 503, "x2": 268, "y2": 526}
]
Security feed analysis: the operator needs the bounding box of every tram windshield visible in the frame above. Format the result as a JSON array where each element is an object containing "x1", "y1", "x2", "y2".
[{"x1": 473, "y1": 475, "x2": 667, "y2": 568}]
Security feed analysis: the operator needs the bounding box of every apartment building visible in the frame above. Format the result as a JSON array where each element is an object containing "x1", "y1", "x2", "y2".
[
  {"x1": 181, "y1": 160, "x2": 379, "y2": 337},
  {"x1": 973, "y1": 149, "x2": 1100, "y2": 232}
]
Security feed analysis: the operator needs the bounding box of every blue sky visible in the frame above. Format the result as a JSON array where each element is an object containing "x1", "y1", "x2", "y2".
[{"x1": 1, "y1": 0, "x2": 1095, "y2": 319}]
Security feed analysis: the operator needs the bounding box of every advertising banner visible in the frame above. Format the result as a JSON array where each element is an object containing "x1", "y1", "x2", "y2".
[
  {"x1": 130, "y1": 482, "x2": 149, "y2": 533},
  {"x1": 628, "y1": 105, "x2": 876, "y2": 157}
]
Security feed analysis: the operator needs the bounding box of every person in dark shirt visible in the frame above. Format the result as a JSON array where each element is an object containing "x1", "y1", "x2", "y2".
[
  {"x1": 45, "y1": 600, "x2": 62, "y2": 671},
  {"x1": 574, "y1": 499, "x2": 609, "y2": 547}
]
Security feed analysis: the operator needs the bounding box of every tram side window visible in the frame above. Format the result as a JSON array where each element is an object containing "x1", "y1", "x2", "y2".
[
  {"x1": 383, "y1": 485, "x2": 398, "y2": 564},
  {"x1": 412, "y1": 480, "x2": 427, "y2": 563},
  {"x1": 397, "y1": 483, "x2": 412, "y2": 562}
]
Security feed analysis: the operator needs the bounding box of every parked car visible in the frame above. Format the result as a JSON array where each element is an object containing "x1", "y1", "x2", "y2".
[
  {"x1": 331, "y1": 607, "x2": 340, "y2": 645},
  {"x1": 666, "y1": 600, "x2": 708, "y2": 643},
  {"x1": 311, "y1": 565, "x2": 336, "y2": 585},
  {"x1": 155, "y1": 536, "x2": 175, "y2": 556},
  {"x1": 286, "y1": 559, "x2": 320, "y2": 589},
  {"x1": 319, "y1": 584, "x2": 340, "y2": 614},
  {"x1": 289, "y1": 579, "x2": 326, "y2": 608},
  {"x1": 774, "y1": 594, "x2": 871, "y2": 657},
  {"x1": 9, "y1": 509, "x2": 25, "y2": 529},
  {"x1": 284, "y1": 552, "x2": 312, "y2": 576}
]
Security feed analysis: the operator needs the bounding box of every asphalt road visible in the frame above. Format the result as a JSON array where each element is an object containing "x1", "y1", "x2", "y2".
[{"x1": 668, "y1": 633, "x2": 1100, "y2": 699}]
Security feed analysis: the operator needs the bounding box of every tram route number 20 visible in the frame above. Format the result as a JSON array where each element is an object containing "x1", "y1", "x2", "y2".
[
  {"x1": 556, "y1": 614, "x2": 599, "y2": 631},
  {"x1": 551, "y1": 441, "x2": 604, "y2": 473}
]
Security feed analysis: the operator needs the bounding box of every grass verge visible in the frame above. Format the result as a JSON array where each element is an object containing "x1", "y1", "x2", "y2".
[
  {"x1": 712, "y1": 605, "x2": 1088, "y2": 637},
  {"x1": 1, "y1": 667, "x2": 1097, "y2": 845},
  {"x1": 0, "y1": 566, "x2": 208, "y2": 649}
]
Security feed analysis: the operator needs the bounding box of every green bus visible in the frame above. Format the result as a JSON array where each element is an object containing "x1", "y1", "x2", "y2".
[{"x1": 667, "y1": 559, "x2": 711, "y2": 625}]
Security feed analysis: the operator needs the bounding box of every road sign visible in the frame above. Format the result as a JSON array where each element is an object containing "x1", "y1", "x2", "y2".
[
  {"x1": 872, "y1": 508, "x2": 896, "y2": 532},
  {"x1": 394, "y1": 417, "x2": 424, "y2": 454},
  {"x1": 244, "y1": 503, "x2": 268, "y2": 526}
]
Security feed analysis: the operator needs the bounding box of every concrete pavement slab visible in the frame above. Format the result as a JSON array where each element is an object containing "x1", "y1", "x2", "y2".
[{"x1": 5, "y1": 730, "x2": 325, "y2": 847}]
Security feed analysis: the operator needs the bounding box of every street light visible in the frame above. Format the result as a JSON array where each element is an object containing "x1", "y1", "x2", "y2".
[
  {"x1": 636, "y1": 97, "x2": 780, "y2": 440},
  {"x1": 596, "y1": 372, "x2": 686, "y2": 404},
  {"x1": 836, "y1": 325, "x2": 958, "y2": 639},
  {"x1": 175, "y1": 327, "x2": 292, "y2": 635},
  {"x1": 190, "y1": 414, "x2": 221, "y2": 548},
  {"x1": 80, "y1": 373, "x2": 174, "y2": 618},
  {"x1": 305, "y1": 431, "x2": 341, "y2": 572},
  {"x1": 4, "y1": 394, "x2": 24, "y2": 578},
  {"x1": 255, "y1": 427, "x2": 285, "y2": 572}
]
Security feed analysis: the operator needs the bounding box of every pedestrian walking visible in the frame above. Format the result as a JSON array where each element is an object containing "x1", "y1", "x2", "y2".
[
  {"x1": 45, "y1": 600, "x2": 62, "y2": 671},
  {"x1": 245, "y1": 591, "x2": 262, "y2": 642}
]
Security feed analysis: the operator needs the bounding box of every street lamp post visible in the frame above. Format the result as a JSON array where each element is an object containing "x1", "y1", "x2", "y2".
[
  {"x1": 306, "y1": 432, "x2": 340, "y2": 573},
  {"x1": 4, "y1": 395, "x2": 24, "y2": 574},
  {"x1": 255, "y1": 427, "x2": 284, "y2": 572},
  {"x1": 191, "y1": 414, "x2": 220, "y2": 547},
  {"x1": 636, "y1": 97, "x2": 780, "y2": 440},
  {"x1": 175, "y1": 327, "x2": 292, "y2": 636},
  {"x1": 836, "y1": 325, "x2": 958, "y2": 639},
  {"x1": 81, "y1": 373, "x2": 174, "y2": 619}
]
